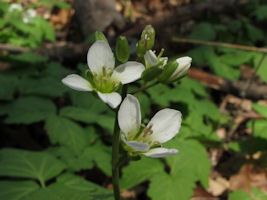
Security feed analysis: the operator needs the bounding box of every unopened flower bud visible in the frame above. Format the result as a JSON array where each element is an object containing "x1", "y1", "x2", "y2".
[
  {"x1": 167, "y1": 56, "x2": 192, "y2": 82},
  {"x1": 115, "y1": 36, "x2": 129, "y2": 63},
  {"x1": 137, "y1": 25, "x2": 155, "y2": 57}
]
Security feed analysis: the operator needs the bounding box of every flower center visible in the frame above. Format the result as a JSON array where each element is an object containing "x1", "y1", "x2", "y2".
[{"x1": 88, "y1": 67, "x2": 120, "y2": 93}]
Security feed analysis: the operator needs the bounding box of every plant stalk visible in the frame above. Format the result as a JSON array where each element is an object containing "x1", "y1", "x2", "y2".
[{"x1": 111, "y1": 85, "x2": 127, "y2": 200}]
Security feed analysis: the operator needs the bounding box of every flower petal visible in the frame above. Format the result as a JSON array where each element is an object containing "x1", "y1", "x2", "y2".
[
  {"x1": 112, "y1": 61, "x2": 145, "y2": 84},
  {"x1": 143, "y1": 148, "x2": 178, "y2": 158},
  {"x1": 144, "y1": 50, "x2": 158, "y2": 67},
  {"x1": 121, "y1": 135, "x2": 149, "y2": 152},
  {"x1": 62, "y1": 74, "x2": 92, "y2": 91},
  {"x1": 87, "y1": 41, "x2": 115, "y2": 73},
  {"x1": 118, "y1": 94, "x2": 141, "y2": 138},
  {"x1": 97, "y1": 91, "x2": 121, "y2": 109},
  {"x1": 147, "y1": 108, "x2": 182, "y2": 143}
]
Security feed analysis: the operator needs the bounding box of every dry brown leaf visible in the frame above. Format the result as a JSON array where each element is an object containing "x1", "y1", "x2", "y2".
[
  {"x1": 230, "y1": 164, "x2": 267, "y2": 193},
  {"x1": 208, "y1": 177, "x2": 229, "y2": 196},
  {"x1": 191, "y1": 185, "x2": 218, "y2": 200}
]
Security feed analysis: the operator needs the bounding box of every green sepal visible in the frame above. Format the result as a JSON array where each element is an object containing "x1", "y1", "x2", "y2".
[
  {"x1": 129, "y1": 155, "x2": 141, "y2": 161},
  {"x1": 85, "y1": 69, "x2": 95, "y2": 88},
  {"x1": 87, "y1": 31, "x2": 108, "y2": 43},
  {"x1": 115, "y1": 36, "x2": 130, "y2": 63},
  {"x1": 136, "y1": 40, "x2": 146, "y2": 58},
  {"x1": 158, "y1": 61, "x2": 179, "y2": 83},
  {"x1": 141, "y1": 65, "x2": 163, "y2": 82}
]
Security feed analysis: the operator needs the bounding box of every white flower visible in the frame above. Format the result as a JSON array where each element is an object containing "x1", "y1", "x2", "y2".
[
  {"x1": 8, "y1": 3, "x2": 23, "y2": 12},
  {"x1": 62, "y1": 41, "x2": 145, "y2": 108},
  {"x1": 168, "y1": 56, "x2": 192, "y2": 81},
  {"x1": 118, "y1": 94, "x2": 182, "y2": 158},
  {"x1": 23, "y1": 8, "x2": 36, "y2": 23},
  {"x1": 144, "y1": 50, "x2": 168, "y2": 68}
]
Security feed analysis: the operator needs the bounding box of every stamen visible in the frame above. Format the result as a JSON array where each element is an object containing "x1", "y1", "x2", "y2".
[
  {"x1": 102, "y1": 67, "x2": 107, "y2": 77},
  {"x1": 143, "y1": 124, "x2": 153, "y2": 138},
  {"x1": 157, "y1": 48, "x2": 165, "y2": 59}
]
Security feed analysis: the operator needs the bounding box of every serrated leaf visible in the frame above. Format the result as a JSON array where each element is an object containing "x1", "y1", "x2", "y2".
[
  {"x1": 45, "y1": 115, "x2": 90, "y2": 155},
  {"x1": 0, "y1": 148, "x2": 66, "y2": 185},
  {"x1": 60, "y1": 106, "x2": 114, "y2": 132},
  {"x1": 80, "y1": 143, "x2": 112, "y2": 176},
  {"x1": 165, "y1": 139, "x2": 211, "y2": 189},
  {"x1": 4, "y1": 96, "x2": 56, "y2": 124},
  {"x1": 22, "y1": 174, "x2": 113, "y2": 200},
  {"x1": 0, "y1": 181, "x2": 39, "y2": 200},
  {"x1": 147, "y1": 172, "x2": 195, "y2": 200},
  {"x1": 120, "y1": 157, "x2": 164, "y2": 189}
]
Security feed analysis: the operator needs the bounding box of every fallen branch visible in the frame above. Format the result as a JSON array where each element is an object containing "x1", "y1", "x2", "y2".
[
  {"x1": 188, "y1": 68, "x2": 267, "y2": 100},
  {"x1": 172, "y1": 37, "x2": 267, "y2": 53}
]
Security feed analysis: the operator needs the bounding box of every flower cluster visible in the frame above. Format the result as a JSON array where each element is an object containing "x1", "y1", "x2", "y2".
[
  {"x1": 62, "y1": 28, "x2": 192, "y2": 158},
  {"x1": 8, "y1": 3, "x2": 36, "y2": 24}
]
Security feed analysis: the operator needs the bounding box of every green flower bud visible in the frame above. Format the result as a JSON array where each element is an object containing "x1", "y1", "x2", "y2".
[
  {"x1": 115, "y1": 36, "x2": 129, "y2": 63},
  {"x1": 137, "y1": 25, "x2": 155, "y2": 57},
  {"x1": 141, "y1": 65, "x2": 163, "y2": 82}
]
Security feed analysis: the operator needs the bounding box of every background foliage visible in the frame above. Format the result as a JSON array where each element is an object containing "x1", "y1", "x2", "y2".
[{"x1": 0, "y1": 0, "x2": 267, "y2": 199}]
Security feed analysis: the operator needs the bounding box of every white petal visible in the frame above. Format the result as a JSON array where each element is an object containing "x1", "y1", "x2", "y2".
[
  {"x1": 143, "y1": 148, "x2": 179, "y2": 158},
  {"x1": 97, "y1": 91, "x2": 121, "y2": 109},
  {"x1": 118, "y1": 94, "x2": 141, "y2": 138},
  {"x1": 112, "y1": 61, "x2": 145, "y2": 84},
  {"x1": 87, "y1": 41, "x2": 115, "y2": 73},
  {"x1": 169, "y1": 56, "x2": 192, "y2": 81},
  {"x1": 147, "y1": 109, "x2": 182, "y2": 143},
  {"x1": 62, "y1": 74, "x2": 92, "y2": 91},
  {"x1": 121, "y1": 135, "x2": 149, "y2": 152},
  {"x1": 144, "y1": 50, "x2": 158, "y2": 67}
]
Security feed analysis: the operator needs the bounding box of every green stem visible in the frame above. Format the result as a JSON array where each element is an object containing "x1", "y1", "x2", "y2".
[
  {"x1": 132, "y1": 81, "x2": 159, "y2": 95},
  {"x1": 112, "y1": 85, "x2": 127, "y2": 200}
]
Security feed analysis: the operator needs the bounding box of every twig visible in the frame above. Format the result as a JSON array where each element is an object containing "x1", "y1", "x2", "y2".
[
  {"x1": 172, "y1": 37, "x2": 267, "y2": 53},
  {"x1": 0, "y1": 44, "x2": 28, "y2": 53}
]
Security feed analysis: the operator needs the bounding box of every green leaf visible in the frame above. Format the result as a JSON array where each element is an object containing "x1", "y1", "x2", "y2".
[
  {"x1": 19, "y1": 77, "x2": 68, "y2": 97},
  {"x1": 0, "y1": 181, "x2": 39, "y2": 200},
  {"x1": 9, "y1": 52, "x2": 48, "y2": 64},
  {"x1": 22, "y1": 173, "x2": 113, "y2": 200},
  {"x1": 252, "y1": 104, "x2": 267, "y2": 118},
  {"x1": 166, "y1": 139, "x2": 211, "y2": 189},
  {"x1": 245, "y1": 23, "x2": 264, "y2": 42},
  {"x1": 188, "y1": 22, "x2": 216, "y2": 41},
  {"x1": 0, "y1": 74, "x2": 18, "y2": 100},
  {"x1": 60, "y1": 106, "x2": 114, "y2": 132},
  {"x1": 147, "y1": 171, "x2": 195, "y2": 200},
  {"x1": 120, "y1": 157, "x2": 164, "y2": 189},
  {"x1": 0, "y1": 148, "x2": 66, "y2": 185},
  {"x1": 45, "y1": 115, "x2": 90, "y2": 155},
  {"x1": 252, "y1": 6, "x2": 267, "y2": 21},
  {"x1": 80, "y1": 143, "x2": 112, "y2": 176},
  {"x1": 220, "y1": 51, "x2": 253, "y2": 66},
  {"x1": 4, "y1": 96, "x2": 56, "y2": 124},
  {"x1": 229, "y1": 187, "x2": 267, "y2": 200}
]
